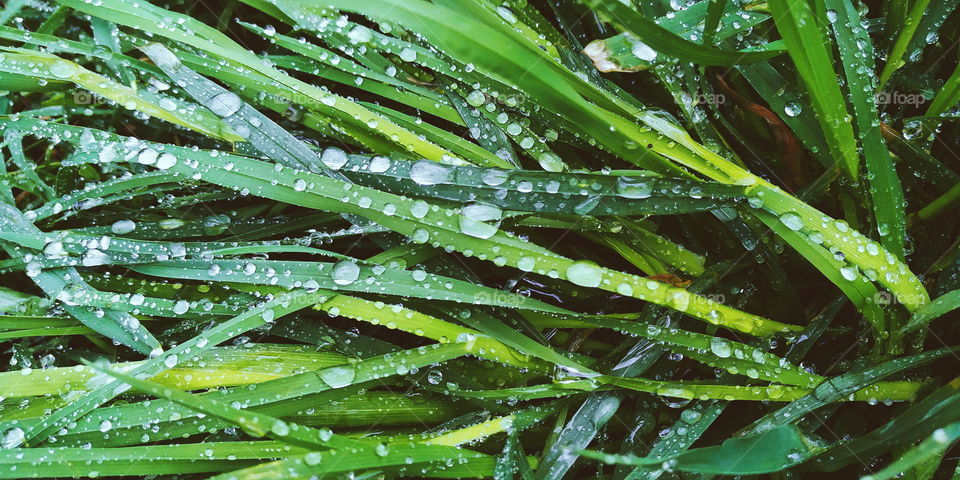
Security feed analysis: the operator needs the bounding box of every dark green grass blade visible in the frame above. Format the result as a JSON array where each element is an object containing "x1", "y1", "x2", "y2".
[
  {"x1": 767, "y1": 0, "x2": 860, "y2": 180},
  {"x1": 828, "y1": 0, "x2": 906, "y2": 259},
  {"x1": 581, "y1": 425, "x2": 820, "y2": 475},
  {"x1": 901, "y1": 289, "x2": 960, "y2": 333},
  {"x1": 580, "y1": 0, "x2": 783, "y2": 66},
  {"x1": 2, "y1": 290, "x2": 321, "y2": 446}
]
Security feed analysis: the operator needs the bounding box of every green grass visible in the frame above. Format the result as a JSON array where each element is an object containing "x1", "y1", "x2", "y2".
[{"x1": 0, "y1": 0, "x2": 959, "y2": 478}]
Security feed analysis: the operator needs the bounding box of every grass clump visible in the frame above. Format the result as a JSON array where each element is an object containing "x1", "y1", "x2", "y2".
[{"x1": 0, "y1": 0, "x2": 959, "y2": 478}]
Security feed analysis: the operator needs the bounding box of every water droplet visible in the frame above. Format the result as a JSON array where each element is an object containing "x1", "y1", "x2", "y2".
[
  {"x1": 410, "y1": 160, "x2": 451, "y2": 185},
  {"x1": 779, "y1": 212, "x2": 804, "y2": 231},
  {"x1": 110, "y1": 219, "x2": 136, "y2": 235},
  {"x1": 617, "y1": 177, "x2": 652, "y2": 199},
  {"x1": 207, "y1": 92, "x2": 243, "y2": 117},
  {"x1": 270, "y1": 420, "x2": 290, "y2": 436},
  {"x1": 680, "y1": 409, "x2": 702, "y2": 424},
  {"x1": 481, "y1": 169, "x2": 509, "y2": 186},
  {"x1": 410, "y1": 200, "x2": 430, "y2": 218},
  {"x1": 348, "y1": 25, "x2": 373, "y2": 43},
  {"x1": 172, "y1": 300, "x2": 189, "y2": 314},
  {"x1": 163, "y1": 354, "x2": 178, "y2": 368},
  {"x1": 466, "y1": 90, "x2": 485, "y2": 107},
  {"x1": 399, "y1": 47, "x2": 417, "y2": 62},
  {"x1": 1, "y1": 428, "x2": 24, "y2": 448},
  {"x1": 709, "y1": 337, "x2": 732, "y2": 358},
  {"x1": 43, "y1": 241, "x2": 67, "y2": 257},
  {"x1": 82, "y1": 249, "x2": 109, "y2": 266},
  {"x1": 320, "y1": 147, "x2": 348, "y2": 170},
  {"x1": 49, "y1": 59, "x2": 76, "y2": 78},
  {"x1": 840, "y1": 266, "x2": 858, "y2": 281},
  {"x1": 630, "y1": 40, "x2": 657, "y2": 61},
  {"x1": 784, "y1": 102, "x2": 802, "y2": 117},
  {"x1": 155, "y1": 153, "x2": 177, "y2": 170},
  {"x1": 411, "y1": 228, "x2": 430, "y2": 243},
  {"x1": 331, "y1": 260, "x2": 360, "y2": 285},
  {"x1": 517, "y1": 256, "x2": 536, "y2": 271},
  {"x1": 458, "y1": 216, "x2": 498, "y2": 239},
  {"x1": 566, "y1": 260, "x2": 603, "y2": 288},
  {"x1": 369, "y1": 156, "x2": 391, "y2": 173},
  {"x1": 319, "y1": 365, "x2": 356, "y2": 388}
]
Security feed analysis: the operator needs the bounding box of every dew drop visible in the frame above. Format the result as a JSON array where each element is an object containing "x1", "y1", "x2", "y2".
[
  {"x1": 320, "y1": 147, "x2": 348, "y2": 170},
  {"x1": 566, "y1": 260, "x2": 603, "y2": 288},
  {"x1": 111, "y1": 219, "x2": 136, "y2": 235},
  {"x1": 779, "y1": 212, "x2": 804, "y2": 231},
  {"x1": 331, "y1": 260, "x2": 360, "y2": 285},
  {"x1": 319, "y1": 365, "x2": 356, "y2": 388},
  {"x1": 410, "y1": 160, "x2": 451, "y2": 185},
  {"x1": 207, "y1": 92, "x2": 243, "y2": 117}
]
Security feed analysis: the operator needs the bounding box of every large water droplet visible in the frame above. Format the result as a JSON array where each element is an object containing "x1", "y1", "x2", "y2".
[
  {"x1": 320, "y1": 147, "x2": 348, "y2": 170},
  {"x1": 630, "y1": 40, "x2": 657, "y2": 61},
  {"x1": 779, "y1": 212, "x2": 804, "y2": 231},
  {"x1": 207, "y1": 92, "x2": 242, "y2": 117},
  {"x1": 111, "y1": 220, "x2": 136, "y2": 235},
  {"x1": 617, "y1": 177, "x2": 652, "y2": 199},
  {"x1": 458, "y1": 216, "x2": 498, "y2": 239},
  {"x1": 784, "y1": 102, "x2": 803, "y2": 117},
  {"x1": 49, "y1": 60, "x2": 77, "y2": 79},
  {"x1": 566, "y1": 260, "x2": 603, "y2": 288},
  {"x1": 410, "y1": 160, "x2": 451, "y2": 185},
  {"x1": 155, "y1": 153, "x2": 177, "y2": 170},
  {"x1": 466, "y1": 90, "x2": 485, "y2": 107},
  {"x1": 399, "y1": 47, "x2": 417, "y2": 62},
  {"x1": 319, "y1": 365, "x2": 356, "y2": 388},
  {"x1": 331, "y1": 260, "x2": 360, "y2": 285},
  {"x1": 709, "y1": 337, "x2": 732, "y2": 358},
  {"x1": 82, "y1": 249, "x2": 109, "y2": 266}
]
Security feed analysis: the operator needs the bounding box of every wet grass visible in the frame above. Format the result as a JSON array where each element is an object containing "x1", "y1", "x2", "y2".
[{"x1": 0, "y1": 0, "x2": 959, "y2": 478}]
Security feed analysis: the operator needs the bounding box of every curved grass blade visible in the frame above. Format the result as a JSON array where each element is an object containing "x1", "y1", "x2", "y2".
[
  {"x1": 54, "y1": 0, "x2": 456, "y2": 163},
  {"x1": 86, "y1": 360, "x2": 487, "y2": 474},
  {"x1": 809, "y1": 378, "x2": 960, "y2": 472},
  {"x1": 0, "y1": 49, "x2": 240, "y2": 141},
  {"x1": 0, "y1": 441, "x2": 305, "y2": 478},
  {"x1": 0, "y1": 203, "x2": 161, "y2": 355},
  {"x1": 580, "y1": 0, "x2": 783, "y2": 66},
  {"x1": 740, "y1": 346, "x2": 957, "y2": 437},
  {"x1": 877, "y1": 0, "x2": 933, "y2": 88},
  {"x1": 860, "y1": 422, "x2": 960, "y2": 480},
  {"x1": 581, "y1": 425, "x2": 821, "y2": 475},
  {"x1": 767, "y1": 0, "x2": 860, "y2": 180},
  {"x1": 6, "y1": 118, "x2": 795, "y2": 337},
  {"x1": 901, "y1": 290, "x2": 960, "y2": 333},
  {"x1": 828, "y1": 0, "x2": 906, "y2": 259},
  {"x1": 3, "y1": 290, "x2": 323, "y2": 446}
]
